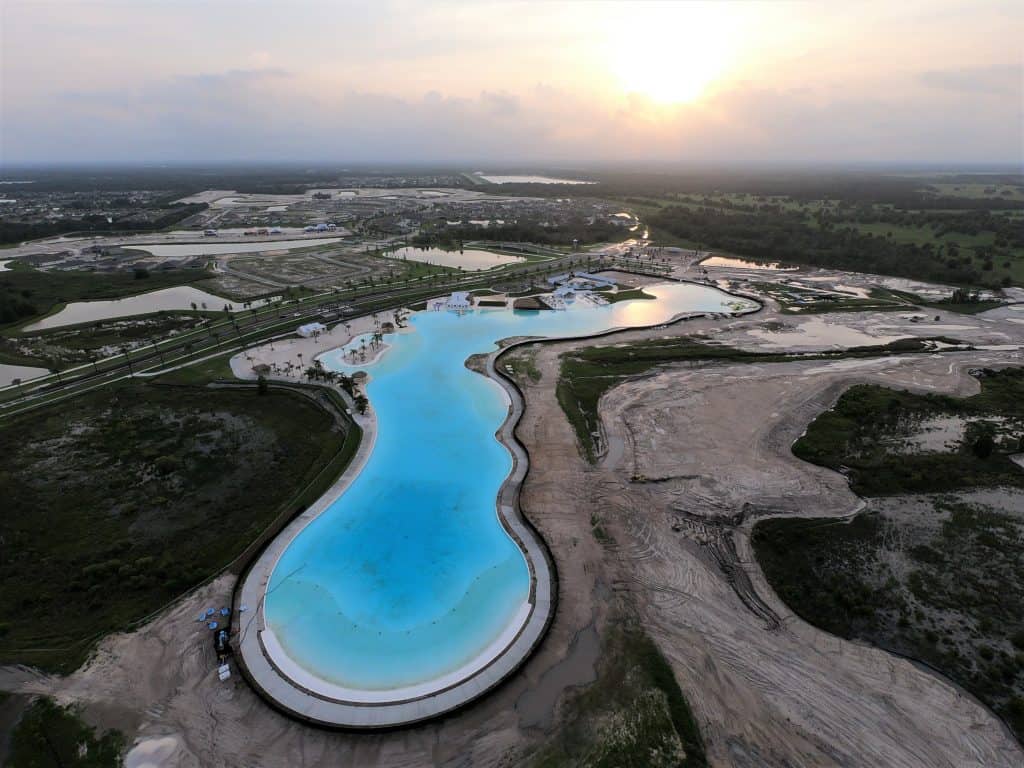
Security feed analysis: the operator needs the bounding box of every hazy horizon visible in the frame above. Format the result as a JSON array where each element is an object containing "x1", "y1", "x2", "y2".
[{"x1": 2, "y1": 0, "x2": 1022, "y2": 168}]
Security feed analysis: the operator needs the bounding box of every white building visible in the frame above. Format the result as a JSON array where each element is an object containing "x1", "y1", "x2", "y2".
[
  {"x1": 572, "y1": 271, "x2": 615, "y2": 288},
  {"x1": 446, "y1": 291, "x2": 472, "y2": 311},
  {"x1": 554, "y1": 284, "x2": 578, "y2": 302},
  {"x1": 297, "y1": 322, "x2": 327, "y2": 337}
]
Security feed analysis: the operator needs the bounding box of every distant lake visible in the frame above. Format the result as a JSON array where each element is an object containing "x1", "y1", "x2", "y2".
[
  {"x1": 387, "y1": 246, "x2": 524, "y2": 270},
  {"x1": 0, "y1": 363, "x2": 48, "y2": 388},
  {"x1": 22, "y1": 286, "x2": 272, "y2": 332},
  {"x1": 702, "y1": 256, "x2": 798, "y2": 271},
  {"x1": 475, "y1": 174, "x2": 595, "y2": 185}
]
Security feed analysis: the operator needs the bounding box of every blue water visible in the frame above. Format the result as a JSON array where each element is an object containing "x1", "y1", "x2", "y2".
[{"x1": 264, "y1": 283, "x2": 746, "y2": 691}]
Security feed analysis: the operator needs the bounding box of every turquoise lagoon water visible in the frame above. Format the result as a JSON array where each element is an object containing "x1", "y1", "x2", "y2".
[{"x1": 264, "y1": 283, "x2": 748, "y2": 691}]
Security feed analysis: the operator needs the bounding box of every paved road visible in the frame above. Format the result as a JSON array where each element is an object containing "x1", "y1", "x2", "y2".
[{"x1": 0, "y1": 249, "x2": 619, "y2": 417}]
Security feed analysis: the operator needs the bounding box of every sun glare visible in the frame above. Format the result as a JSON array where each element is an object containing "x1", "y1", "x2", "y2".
[{"x1": 610, "y1": 3, "x2": 740, "y2": 104}]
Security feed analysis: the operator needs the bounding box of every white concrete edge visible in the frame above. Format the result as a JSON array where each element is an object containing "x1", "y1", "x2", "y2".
[{"x1": 233, "y1": 280, "x2": 761, "y2": 727}]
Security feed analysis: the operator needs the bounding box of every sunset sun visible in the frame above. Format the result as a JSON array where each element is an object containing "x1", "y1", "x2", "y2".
[{"x1": 610, "y1": 3, "x2": 739, "y2": 104}]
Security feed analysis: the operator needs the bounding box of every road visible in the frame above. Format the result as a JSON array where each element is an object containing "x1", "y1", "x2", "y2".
[{"x1": 0, "y1": 248, "x2": 621, "y2": 417}]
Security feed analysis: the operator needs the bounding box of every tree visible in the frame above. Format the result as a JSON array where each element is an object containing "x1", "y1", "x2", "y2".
[
  {"x1": 8, "y1": 698, "x2": 124, "y2": 768},
  {"x1": 972, "y1": 429, "x2": 996, "y2": 459},
  {"x1": 355, "y1": 394, "x2": 369, "y2": 414}
]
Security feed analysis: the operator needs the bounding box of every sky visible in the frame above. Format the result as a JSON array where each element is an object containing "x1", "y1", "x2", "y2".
[{"x1": 1, "y1": 0, "x2": 1022, "y2": 167}]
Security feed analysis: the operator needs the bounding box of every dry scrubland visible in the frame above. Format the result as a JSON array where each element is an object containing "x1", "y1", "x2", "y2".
[{"x1": 0, "y1": 379, "x2": 350, "y2": 673}]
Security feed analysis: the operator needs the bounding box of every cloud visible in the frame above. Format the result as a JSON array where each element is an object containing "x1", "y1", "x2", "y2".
[
  {"x1": 3, "y1": 64, "x2": 1022, "y2": 166},
  {"x1": 919, "y1": 66, "x2": 1021, "y2": 95}
]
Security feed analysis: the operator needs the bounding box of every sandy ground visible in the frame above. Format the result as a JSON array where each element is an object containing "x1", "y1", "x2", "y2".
[
  {"x1": 229, "y1": 311, "x2": 406, "y2": 383},
  {"x1": 4, "y1": 272, "x2": 1024, "y2": 766},
  {"x1": 586, "y1": 352, "x2": 1022, "y2": 766}
]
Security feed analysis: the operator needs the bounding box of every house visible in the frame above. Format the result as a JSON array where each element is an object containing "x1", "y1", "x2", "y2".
[{"x1": 297, "y1": 322, "x2": 327, "y2": 338}]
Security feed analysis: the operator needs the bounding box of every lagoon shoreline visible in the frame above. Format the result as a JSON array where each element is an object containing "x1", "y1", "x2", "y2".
[{"x1": 231, "y1": 281, "x2": 760, "y2": 728}]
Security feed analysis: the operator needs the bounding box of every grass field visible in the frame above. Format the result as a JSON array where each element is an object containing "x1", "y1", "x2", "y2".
[
  {"x1": 926, "y1": 182, "x2": 1024, "y2": 201},
  {"x1": 0, "y1": 377, "x2": 353, "y2": 672}
]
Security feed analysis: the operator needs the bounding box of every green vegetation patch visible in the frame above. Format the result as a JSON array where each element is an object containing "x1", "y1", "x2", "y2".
[
  {"x1": 0, "y1": 312, "x2": 213, "y2": 369},
  {"x1": 757, "y1": 366, "x2": 1024, "y2": 743},
  {"x1": 880, "y1": 287, "x2": 1005, "y2": 315},
  {"x1": 754, "y1": 493, "x2": 1024, "y2": 742},
  {"x1": 746, "y1": 282, "x2": 910, "y2": 314},
  {"x1": 152, "y1": 351, "x2": 237, "y2": 385},
  {"x1": 503, "y1": 348, "x2": 542, "y2": 383},
  {"x1": 646, "y1": 200, "x2": 1023, "y2": 288},
  {"x1": 532, "y1": 626, "x2": 705, "y2": 768},
  {"x1": 0, "y1": 380, "x2": 350, "y2": 672},
  {"x1": 792, "y1": 368, "x2": 1024, "y2": 495},
  {"x1": 557, "y1": 337, "x2": 947, "y2": 463},
  {"x1": 606, "y1": 288, "x2": 656, "y2": 304},
  {"x1": 6, "y1": 697, "x2": 124, "y2": 768}
]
